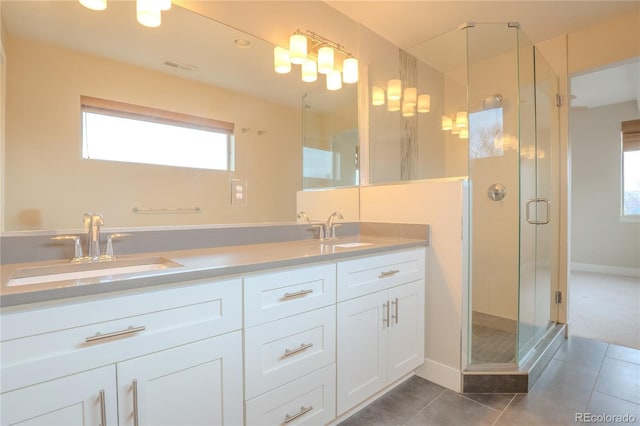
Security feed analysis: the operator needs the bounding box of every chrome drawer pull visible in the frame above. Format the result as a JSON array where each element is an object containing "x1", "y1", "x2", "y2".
[
  {"x1": 283, "y1": 342, "x2": 314, "y2": 358},
  {"x1": 379, "y1": 269, "x2": 400, "y2": 278},
  {"x1": 282, "y1": 289, "x2": 313, "y2": 300},
  {"x1": 85, "y1": 325, "x2": 146, "y2": 342},
  {"x1": 99, "y1": 389, "x2": 106, "y2": 426},
  {"x1": 284, "y1": 405, "x2": 314, "y2": 423}
]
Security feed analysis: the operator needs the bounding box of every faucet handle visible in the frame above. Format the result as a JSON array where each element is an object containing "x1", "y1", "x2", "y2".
[
  {"x1": 310, "y1": 224, "x2": 326, "y2": 241},
  {"x1": 103, "y1": 233, "x2": 131, "y2": 260},
  {"x1": 51, "y1": 235, "x2": 84, "y2": 261}
]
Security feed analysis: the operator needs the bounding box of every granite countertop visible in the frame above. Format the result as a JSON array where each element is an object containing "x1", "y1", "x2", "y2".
[{"x1": 0, "y1": 235, "x2": 428, "y2": 308}]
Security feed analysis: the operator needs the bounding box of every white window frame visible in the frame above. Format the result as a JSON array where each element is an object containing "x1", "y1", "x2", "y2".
[
  {"x1": 621, "y1": 119, "x2": 640, "y2": 222},
  {"x1": 81, "y1": 96, "x2": 234, "y2": 171}
]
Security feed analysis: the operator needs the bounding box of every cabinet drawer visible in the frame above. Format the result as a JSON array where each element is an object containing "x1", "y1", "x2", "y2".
[
  {"x1": 245, "y1": 363, "x2": 336, "y2": 426},
  {"x1": 244, "y1": 306, "x2": 335, "y2": 400},
  {"x1": 244, "y1": 264, "x2": 336, "y2": 327},
  {"x1": 337, "y1": 248, "x2": 425, "y2": 302},
  {"x1": 0, "y1": 280, "x2": 242, "y2": 388}
]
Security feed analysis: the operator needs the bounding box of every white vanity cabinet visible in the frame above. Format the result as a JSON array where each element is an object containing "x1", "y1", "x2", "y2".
[
  {"x1": 336, "y1": 248, "x2": 425, "y2": 415},
  {"x1": 243, "y1": 264, "x2": 337, "y2": 426},
  {"x1": 0, "y1": 278, "x2": 244, "y2": 426}
]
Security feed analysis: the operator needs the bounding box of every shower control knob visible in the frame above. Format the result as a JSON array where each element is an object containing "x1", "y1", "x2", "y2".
[{"x1": 488, "y1": 183, "x2": 507, "y2": 201}]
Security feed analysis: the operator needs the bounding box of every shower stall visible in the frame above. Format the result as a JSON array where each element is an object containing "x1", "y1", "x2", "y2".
[{"x1": 368, "y1": 22, "x2": 562, "y2": 385}]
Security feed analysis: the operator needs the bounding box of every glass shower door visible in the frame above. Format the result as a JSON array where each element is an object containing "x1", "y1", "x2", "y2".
[{"x1": 518, "y1": 45, "x2": 559, "y2": 361}]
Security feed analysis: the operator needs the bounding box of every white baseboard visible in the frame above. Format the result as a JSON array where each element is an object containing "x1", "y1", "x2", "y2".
[
  {"x1": 414, "y1": 358, "x2": 461, "y2": 393},
  {"x1": 572, "y1": 262, "x2": 640, "y2": 278}
]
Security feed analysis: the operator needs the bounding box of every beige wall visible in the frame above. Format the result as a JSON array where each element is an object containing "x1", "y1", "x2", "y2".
[
  {"x1": 571, "y1": 101, "x2": 640, "y2": 273},
  {"x1": 4, "y1": 35, "x2": 301, "y2": 230}
]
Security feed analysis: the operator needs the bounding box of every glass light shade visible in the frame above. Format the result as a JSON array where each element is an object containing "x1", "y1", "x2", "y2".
[
  {"x1": 404, "y1": 87, "x2": 417, "y2": 106},
  {"x1": 159, "y1": 0, "x2": 171, "y2": 10},
  {"x1": 301, "y1": 59, "x2": 317, "y2": 82},
  {"x1": 79, "y1": 0, "x2": 107, "y2": 11},
  {"x1": 342, "y1": 57, "x2": 359, "y2": 83},
  {"x1": 274, "y1": 46, "x2": 291, "y2": 74},
  {"x1": 387, "y1": 79, "x2": 402, "y2": 101},
  {"x1": 371, "y1": 86, "x2": 385, "y2": 106},
  {"x1": 459, "y1": 128, "x2": 469, "y2": 139},
  {"x1": 456, "y1": 111, "x2": 468, "y2": 128},
  {"x1": 289, "y1": 34, "x2": 307, "y2": 65},
  {"x1": 402, "y1": 102, "x2": 415, "y2": 117},
  {"x1": 451, "y1": 122, "x2": 460, "y2": 135},
  {"x1": 387, "y1": 98, "x2": 400, "y2": 112},
  {"x1": 326, "y1": 70, "x2": 342, "y2": 91},
  {"x1": 417, "y1": 94, "x2": 431, "y2": 113},
  {"x1": 137, "y1": 0, "x2": 161, "y2": 27},
  {"x1": 441, "y1": 115, "x2": 452, "y2": 130},
  {"x1": 318, "y1": 46, "x2": 335, "y2": 74}
]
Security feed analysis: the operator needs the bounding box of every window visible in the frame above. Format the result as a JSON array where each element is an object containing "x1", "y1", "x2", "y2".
[
  {"x1": 622, "y1": 119, "x2": 640, "y2": 218},
  {"x1": 81, "y1": 96, "x2": 234, "y2": 171}
]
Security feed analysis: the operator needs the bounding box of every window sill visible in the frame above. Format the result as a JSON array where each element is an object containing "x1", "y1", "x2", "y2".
[{"x1": 620, "y1": 215, "x2": 640, "y2": 223}]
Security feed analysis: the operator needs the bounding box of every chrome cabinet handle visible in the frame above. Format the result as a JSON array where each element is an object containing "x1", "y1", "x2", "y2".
[
  {"x1": 391, "y1": 298, "x2": 399, "y2": 324},
  {"x1": 99, "y1": 389, "x2": 106, "y2": 426},
  {"x1": 86, "y1": 325, "x2": 146, "y2": 343},
  {"x1": 379, "y1": 269, "x2": 400, "y2": 278},
  {"x1": 383, "y1": 302, "x2": 390, "y2": 327},
  {"x1": 283, "y1": 342, "x2": 314, "y2": 358},
  {"x1": 282, "y1": 289, "x2": 313, "y2": 300},
  {"x1": 526, "y1": 198, "x2": 551, "y2": 225},
  {"x1": 132, "y1": 379, "x2": 139, "y2": 426},
  {"x1": 284, "y1": 405, "x2": 314, "y2": 423}
]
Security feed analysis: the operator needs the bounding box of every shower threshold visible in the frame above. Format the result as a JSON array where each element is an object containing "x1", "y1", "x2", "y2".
[{"x1": 462, "y1": 323, "x2": 566, "y2": 393}]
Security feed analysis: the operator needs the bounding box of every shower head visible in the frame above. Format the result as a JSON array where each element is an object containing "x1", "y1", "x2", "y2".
[{"x1": 482, "y1": 94, "x2": 503, "y2": 110}]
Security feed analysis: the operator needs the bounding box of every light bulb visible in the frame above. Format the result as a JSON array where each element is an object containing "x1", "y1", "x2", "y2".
[
  {"x1": 456, "y1": 111, "x2": 468, "y2": 128},
  {"x1": 372, "y1": 86, "x2": 385, "y2": 106},
  {"x1": 274, "y1": 46, "x2": 291, "y2": 74},
  {"x1": 289, "y1": 34, "x2": 307, "y2": 65},
  {"x1": 442, "y1": 116, "x2": 452, "y2": 130},
  {"x1": 417, "y1": 94, "x2": 431, "y2": 113},
  {"x1": 387, "y1": 98, "x2": 400, "y2": 112},
  {"x1": 404, "y1": 87, "x2": 417, "y2": 107},
  {"x1": 342, "y1": 57, "x2": 358, "y2": 83},
  {"x1": 318, "y1": 46, "x2": 335, "y2": 74},
  {"x1": 402, "y1": 102, "x2": 415, "y2": 117},
  {"x1": 137, "y1": 0, "x2": 161, "y2": 27},
  {"x1": 79, "y1": 0, "x2": 107, "y2": 11},
  {"x1": 387, "y1": 79, "x2": 402, "y2": 101},
  {"x1": 301, "y1": 59, "x2": 317, "y2": 82},
  {"x1": 326, "y1": 70, "x2": 342, "y2": 91}
]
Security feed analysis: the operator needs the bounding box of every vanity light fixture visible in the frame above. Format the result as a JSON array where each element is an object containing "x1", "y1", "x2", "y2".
[
  {"x1": 79, "y1": 0, "x2": 171, "y2": 27},
  {"x1": 459, "y1": 128, "x2": 469, "y2": 139},
  {"x1": 403, "y1": 87, "x2": 417, "y2": 107},
  {"x1": 372, "y1": 80, "x2": 430, "y2": 115},
  {"x1": 417, "y1": 94, "x2": 431, "y2": 113},
  {"x1": 371, "y1": 86, "x2": 385, "y2": 106},
  {"x1": 274, "y1": 30, "x2": 358, "y2": 91},
  {"x1": 402, "y1": 102, "x2": 415, "y2": 117},
  {"x1": 387, "y1": 98, "x2": 401, "y2": 112},
  {"x1": 456, "y1": 111, "x2": 468, "y2": 128},
  {"x1": 387, "y1": 79, "x2": 402, "y2": 101}
]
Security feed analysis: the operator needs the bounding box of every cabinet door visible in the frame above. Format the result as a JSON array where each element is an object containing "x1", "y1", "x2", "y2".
[
  {"x1": 117, "y1": 331, "x2": 243, "y2": 426},
  {"x1": 1, "y1": 365, "x2": 117, "y2": 426},
  {"x1": 387, "y1": 280, "x2": 425, "y2": 383},
  {"x1": 336, "y1": 291, "x2": 388, "y2": 415}
]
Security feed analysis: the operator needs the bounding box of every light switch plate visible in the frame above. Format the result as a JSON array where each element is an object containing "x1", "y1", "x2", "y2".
[{"x1": 231, "y1": 178, "x2": 247, "y2": 206}]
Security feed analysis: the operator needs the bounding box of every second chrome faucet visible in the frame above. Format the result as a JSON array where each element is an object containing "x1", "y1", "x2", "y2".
[{"x1": 300, "y1": 211, "x2": 343, "y2": 241}]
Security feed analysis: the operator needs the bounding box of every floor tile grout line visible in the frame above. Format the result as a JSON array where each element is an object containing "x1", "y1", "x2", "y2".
[
  {"x1": 490, "y1": 393, "x2": 518, "y2": 426},
  {"x1": 457, "y1": 393, "x2": 511, "y2": 413},
  {"x1": 584, "y1": 342, "x2": 611, "y2": 412},
  {"x1": 400, "y1": 389, "x2": 447, "y2": 426}
]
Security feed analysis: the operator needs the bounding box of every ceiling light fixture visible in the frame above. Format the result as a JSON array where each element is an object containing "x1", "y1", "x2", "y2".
[
  {"x1": 274, "y1": 29, "x2": 358, "y2": 91},
  {"x1": 79, "y1": 0, "x2": 171, "y2": 27}
]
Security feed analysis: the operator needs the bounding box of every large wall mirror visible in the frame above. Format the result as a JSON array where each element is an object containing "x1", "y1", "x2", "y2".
[{"x1": 0, "y1": 1, "x2": 359, "y2": 232}]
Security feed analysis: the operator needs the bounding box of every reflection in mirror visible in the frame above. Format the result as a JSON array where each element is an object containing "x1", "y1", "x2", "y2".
[
  {"x1": 302, "y1": 86, "x2": 359, "y2": 189},
  {"x1": 1, "y1": 1, "x2": 358, "y2": 231}
]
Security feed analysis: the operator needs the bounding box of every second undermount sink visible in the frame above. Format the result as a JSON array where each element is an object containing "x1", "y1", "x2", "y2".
[
  {"x1": 329, "y1": 242, "x2": 373, "y2": 248},
  {"x1": 7, "y1": 256, "x2": 183, "y2": 287}
]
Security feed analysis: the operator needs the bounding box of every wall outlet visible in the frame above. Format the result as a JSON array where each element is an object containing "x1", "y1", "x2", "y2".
[{"x1": 231, "y1": 178, "x2": 247, "y2": 206}]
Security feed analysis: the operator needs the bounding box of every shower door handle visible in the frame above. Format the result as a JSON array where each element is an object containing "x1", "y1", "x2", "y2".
[{"x1": 526, "y1": 198, "x2": 550, "y2": 225}]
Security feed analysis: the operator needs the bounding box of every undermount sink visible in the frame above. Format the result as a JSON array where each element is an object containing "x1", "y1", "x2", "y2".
[
  {"x1": 330, "y1": 242, "x2": 373, "y2": 248},
  {"x1": 7, "y1": 256, "x2": 183, "y2": 287}
]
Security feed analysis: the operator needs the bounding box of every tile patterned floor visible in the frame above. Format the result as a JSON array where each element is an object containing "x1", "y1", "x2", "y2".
[{"x1": 338, "y1": 336, "x2": 640, "y2": 426}]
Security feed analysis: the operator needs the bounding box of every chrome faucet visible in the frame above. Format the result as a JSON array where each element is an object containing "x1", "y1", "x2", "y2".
[
  {"x1": 84, "y1": 213, "x2": 104, "y2": 260},
  {"x1": 325, "y1": 211, "x2": 344, "y2": 240}
]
